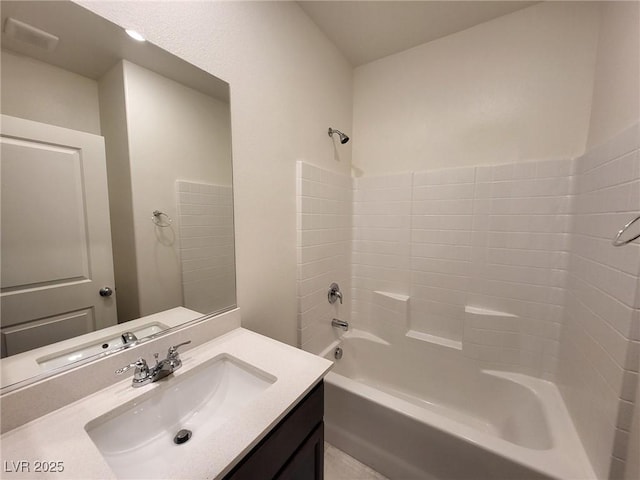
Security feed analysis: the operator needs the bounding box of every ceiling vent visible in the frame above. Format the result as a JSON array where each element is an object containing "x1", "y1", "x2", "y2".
[{"x1": 3, "y1": 17, "x2": 59, "y2": 51}]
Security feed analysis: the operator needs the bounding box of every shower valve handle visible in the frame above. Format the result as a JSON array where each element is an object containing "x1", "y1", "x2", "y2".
[{"x1": 328, "y1": 283, "x2": 343, "y2": 304}]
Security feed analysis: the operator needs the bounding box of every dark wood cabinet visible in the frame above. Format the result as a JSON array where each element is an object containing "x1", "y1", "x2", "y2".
[
  {"x1": 223, "y1": 381, "x2": 324, "y2": 480},
  {"x1": 276, "y1": 423, "x2": 323, "y2": 480}
]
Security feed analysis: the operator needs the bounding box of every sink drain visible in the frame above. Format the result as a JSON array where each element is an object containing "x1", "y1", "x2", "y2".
[{"x1": 174, "y1": 429, "x2": 192, "y2": 445}]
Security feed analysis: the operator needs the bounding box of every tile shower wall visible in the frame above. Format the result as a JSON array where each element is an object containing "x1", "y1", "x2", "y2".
[
  {"x1": 176, "y1": 181, "x2": 235, "y2": 315},
  {"x1": 296, "y1": 140, "x2": 637, "y2": 398},
  {"x1": 410, "y1": 167, "x2": 475, "y2": 343},
  {"x1": 556, "y1": 125, "x2": 639, "y2": 480},
  {"x1": 352, "y1": 174, "x2": 412, "y2": 334},
  {"x1": 296, "y1": 162, "x2": 351, "y2": 353},
  {"x1": 465, "y1": 159, "x2": 574, "y2": 378},
  {"x1": 348, "y1": 160, "x2": 574, "y2": 378}
]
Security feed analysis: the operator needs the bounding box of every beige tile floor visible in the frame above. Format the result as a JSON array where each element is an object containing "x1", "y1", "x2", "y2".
[{"x1": 324, "y1": 442, "x2": 388, "y2": 480}]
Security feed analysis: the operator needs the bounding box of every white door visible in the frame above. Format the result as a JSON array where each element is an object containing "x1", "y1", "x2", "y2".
[{"x1": 1, "y1": 115, "x2": 117, "y2": 356}]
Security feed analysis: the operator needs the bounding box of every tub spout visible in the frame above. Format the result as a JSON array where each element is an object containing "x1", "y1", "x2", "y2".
[{"x1": 332, "y1": 318, "x2": 349, "y2": 331}]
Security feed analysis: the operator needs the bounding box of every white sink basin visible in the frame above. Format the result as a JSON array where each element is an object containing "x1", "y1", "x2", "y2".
[
  {"x1": 36, "y1": 323, "x2": 168, "y2": 370},
  {"x1": 85, "y1": 354, "x2": 276, "y2": 479}
]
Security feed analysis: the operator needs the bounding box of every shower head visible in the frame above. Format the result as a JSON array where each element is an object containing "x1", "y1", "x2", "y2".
[{"x1": 328, "y1": 127, "x2": 350, "y2": 144}]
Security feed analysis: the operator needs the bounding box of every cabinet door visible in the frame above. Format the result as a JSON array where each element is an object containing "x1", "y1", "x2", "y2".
[
  {"x1": 224, "y1": 382, "x2": 323, "y2": 480},
  {"x1": 276, "y1": 423, "x2": 324, "y2": 480}
]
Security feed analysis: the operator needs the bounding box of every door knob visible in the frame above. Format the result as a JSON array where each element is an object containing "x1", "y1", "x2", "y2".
[{"x1": 99, "y1": 286, "x2": 113, "y2": 297}]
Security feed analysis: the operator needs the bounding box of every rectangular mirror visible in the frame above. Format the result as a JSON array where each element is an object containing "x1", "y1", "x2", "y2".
[{"x1": 0, "y1": 0, "x2": 236, "y2": 388}]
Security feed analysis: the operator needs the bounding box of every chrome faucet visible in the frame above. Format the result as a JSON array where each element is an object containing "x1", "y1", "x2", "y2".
[
  {"x1": 115, "y1": 341, "x2": 191, "y2": 388},
  {"x1": 121, "y1": 332, "x2": 138, "y2": 345},
  {"x1": 328, "y1": 283, "x2": 343, "y2": 304},
  {"x1": 331, "y1": 318, "x2": 349, "y2": 331}
]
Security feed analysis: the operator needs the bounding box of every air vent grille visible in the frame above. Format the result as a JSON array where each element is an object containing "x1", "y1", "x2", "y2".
[{"x1": 3, "y1": 17, "x2": 59, "y2": 51}]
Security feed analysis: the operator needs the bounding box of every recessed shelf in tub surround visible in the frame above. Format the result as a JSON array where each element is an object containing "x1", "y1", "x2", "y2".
[
  {"x1": 405, "y1": 306, "x2": 520, "y2": 353},
  {"x1": 372, "y1": 291, "x2": 409, "y2": 328},
  {"x1": 366, "y1": 292, "x2": 522, "y2": 354},
  {"x1": 0, "y1": 326, "x2": 332, "y2": 479},
  {"x1": 357, "y1": 293, "x2": 526, "y2": 353},
  {"x1": 352, "y1": 290, "x2": 520, "y2": 352},
  {"x1": 372, "y1": 291, "x2": 467, "y2": 350},
  {"x1": 406, "y1": 330, "x2": 463, "y2": 350}
]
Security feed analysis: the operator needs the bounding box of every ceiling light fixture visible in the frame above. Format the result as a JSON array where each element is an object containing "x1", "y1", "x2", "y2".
[{"x1": 125, "y1": 29, "x2": 145, "y2": 42}]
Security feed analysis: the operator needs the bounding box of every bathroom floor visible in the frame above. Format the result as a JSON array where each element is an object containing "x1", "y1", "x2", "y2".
[{"x1": 324, "y1": 443, "x2": 388, "y2": 479}]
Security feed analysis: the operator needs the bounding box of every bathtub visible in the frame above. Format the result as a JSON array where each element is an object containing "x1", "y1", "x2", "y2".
[{"x1": 322, "y1": 330, "x2": 595, "y2": 480}]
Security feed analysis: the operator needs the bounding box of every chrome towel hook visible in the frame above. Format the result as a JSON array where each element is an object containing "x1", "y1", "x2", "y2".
[
  {"x1": 612, "y1": 215, "x2": 640, "y2": 246},
  {"x1": 152, "y1": 210, "x2": 172, "y2": 227}
]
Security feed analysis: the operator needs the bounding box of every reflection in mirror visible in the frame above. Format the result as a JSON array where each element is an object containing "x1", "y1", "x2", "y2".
[{"x1": 0, "y1": 1, "x2": 236, "y2": 388}]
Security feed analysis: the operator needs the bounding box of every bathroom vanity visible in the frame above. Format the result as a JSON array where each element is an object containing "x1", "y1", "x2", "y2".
[
  {"x1": 0, "y1": 318, "x2": 332, "y2": 479},
  {"x1": 225, "y1": 381, "x2": 324, "y2": 480}
]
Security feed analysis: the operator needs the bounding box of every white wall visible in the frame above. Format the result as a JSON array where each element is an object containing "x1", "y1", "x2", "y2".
[
  {"x1": 98, "y1": 61, "x2": 140, "y2": 323},
  {"x1": 78, "y1": 1, "x2": 353, "y2": 345},
  {"x1": 352, "y1": 2, "x2": 600, "y2": 175},
  {"x1": 122, "y1": 60, "x2": 233, "y2": 316},
  {"x1": 587, "y1": 1, "x2": 640, "y2": 149},
  {"x1": 99, "y1": 60, "x2": 233, "y2": 320},
  {"x1": 1, "y1": 49, "x2": 101, "y2": 134}
]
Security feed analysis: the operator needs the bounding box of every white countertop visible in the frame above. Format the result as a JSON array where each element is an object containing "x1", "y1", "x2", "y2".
[{"x1": 0, "y1": 328, "x2": 333, "y2": 479}]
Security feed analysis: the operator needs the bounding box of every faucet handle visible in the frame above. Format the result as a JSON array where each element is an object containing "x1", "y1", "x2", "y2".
[
  {"x1": 168, "y1": 340, "x2": 191, "y2": 356},
  {"x1": 116, "y1": 358, "x2": 152, "y2": 387},
  {"x1": 328, "y1": 283, "x2": 343, "y2": 304},
  {"x1": 115, "y1": 358, "x2": 148, "y2": 376}
]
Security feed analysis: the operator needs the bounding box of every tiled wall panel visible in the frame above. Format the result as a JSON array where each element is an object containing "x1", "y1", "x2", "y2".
[
  {"x1": 465, "y1": 159, "x2": 574, "y2": 378},
  {"x1": 345, "y1": 160, "x2": 575, "y2": 378},
  {"x1": 556, "y1": 124, "x2": 640, "y2": 480},
  {"x1": 351, "y1": 174, "x2": 412, "y2": 335},
  {"x1": 410, "y1": 167, "x2": 475, "y2": 341},
  {"x1": 295, "y1": 129, "x2": 639, "y2": 479},
  {"x1": 296, "y1": 162, "x2": 351, "y2": 353},
  {"x1": 176, "y1": 181, "x2": 235, "y2": 314}
]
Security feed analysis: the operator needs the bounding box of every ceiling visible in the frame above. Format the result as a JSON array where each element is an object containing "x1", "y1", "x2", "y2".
[
  {"x1": 298, "y1": 1, "x2": 539, "y2": 66},
  {"x1": 1, "y1": 1, "x2": 229, "y2": 101}
]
